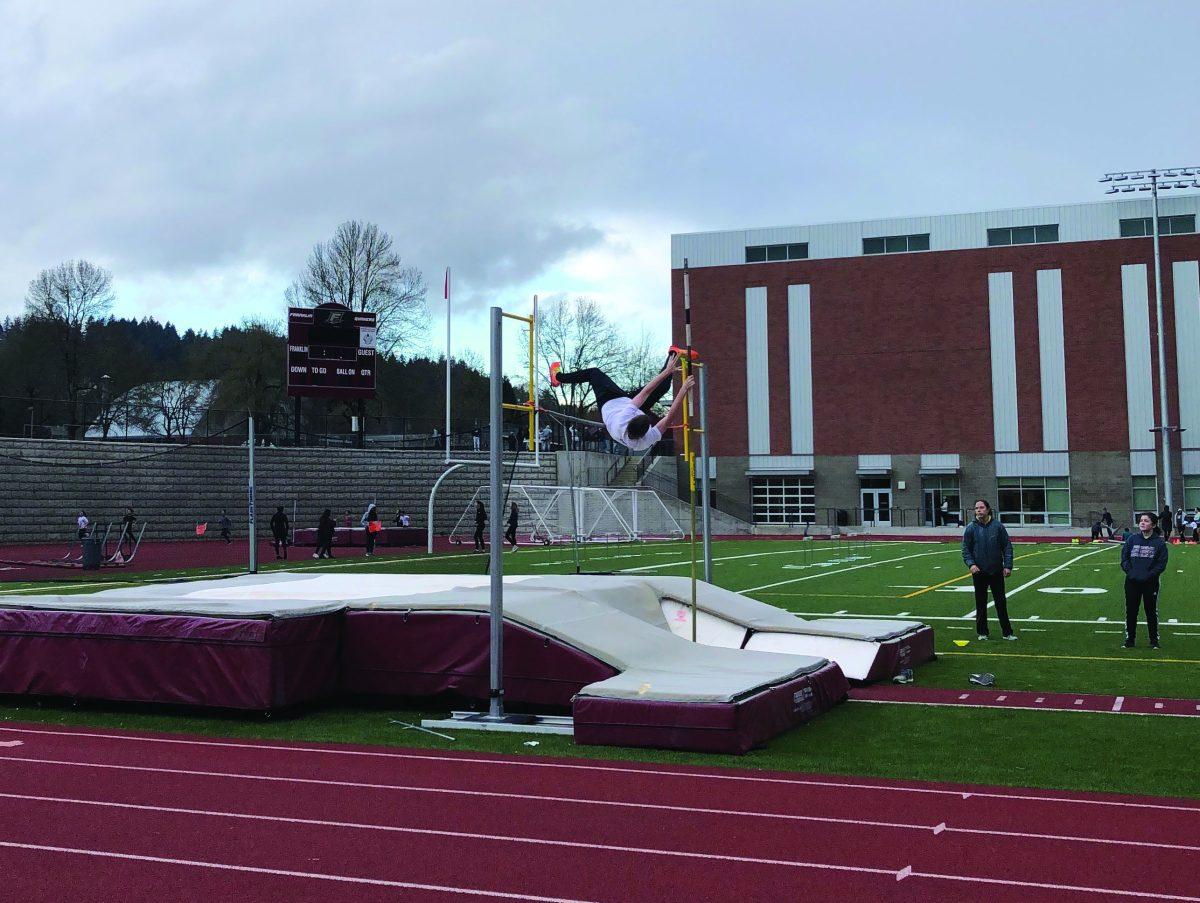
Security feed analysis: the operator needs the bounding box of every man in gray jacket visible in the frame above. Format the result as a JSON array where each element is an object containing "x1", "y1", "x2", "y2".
[
  {"x1": 962, "y1": 499, "x2": 1016, "y2": 641},
  {"x1": 1120, "y1": 511, "x2": 1168, "y2": 649}
]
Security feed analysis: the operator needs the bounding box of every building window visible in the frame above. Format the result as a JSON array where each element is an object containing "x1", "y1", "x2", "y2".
[
  {"x1": 751, "y1": 475, "x2": 815, "y2": 524},
  {"x1": 862, "y1": 233, "x2": 930, "y2": 255},
  {"x1": 745, "y1": 243, "x2": 808, "y2": 263},
  {"x1": 987, "y1": 224, "x2": 1059, "y2": 246},
  {"x1": 1119, "y1": 215, "x2": 1196, "y2": 237},
  {"x1": 922, "y1": 475, "x2": 961, "y2": 525},
  {"x1": 1183, "y1": 475, "x2": 1200, "y2": 511},
  {"x1": 997, "y1": 476, "x2": 1071, "y2": 526},
  {"x1": 1132, "y1": 475, "x2": 1159, "y2": 516}
]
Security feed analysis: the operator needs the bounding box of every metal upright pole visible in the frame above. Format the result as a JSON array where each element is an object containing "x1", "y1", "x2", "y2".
[
  {"x1": 698, "y1": 364, "x2": 713, "y2": 584},
  {"x1": 445, "y1": 267, "x2": 452, "y2": 463},
  {"x1": 682, "y1": 258, "x2": 698, "y2": 641},
  {"x1": 488, "y1": 306, "x2": 505, "y2": 719},
  {"x1": 1150, "y1": 175, "x2": 1175, "y2": 511},
  {"x1": 247, "y1": 414, "x2": 257, "y2": 574}
]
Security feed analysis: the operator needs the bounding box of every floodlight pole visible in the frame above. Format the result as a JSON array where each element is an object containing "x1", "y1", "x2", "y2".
[
  {"x1": 1148, "y1": 174, "x2": 1175, "y2": 512},
  {"x1": 488, "y1": 305, "x2": 505, "y2": 719},
  {"x1": 1102, "y1": 166, "x2": 1200, "y2": 511}
]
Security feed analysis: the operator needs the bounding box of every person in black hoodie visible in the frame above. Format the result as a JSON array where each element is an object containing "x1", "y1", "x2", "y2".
[
  {"x1": 473, "y1": 501, "x2": 486, "y2": 552},
  {"x1": 1120, "y1": 511, "x2": 1168, "y2": 649},
  {"x1": 270, "y1": 506, "x2": 289, "y2": 560},
  {"x1": 962, "y1": 499, "x2": 1016, "y2": 641},
  {"x1": 314, "y1": 508, "x2": 336, "y2": 560}
]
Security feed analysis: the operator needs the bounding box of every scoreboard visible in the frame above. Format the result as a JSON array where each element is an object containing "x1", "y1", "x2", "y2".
[{"x1": 287, "y1": 304, "x2": 377, "y2": 398}]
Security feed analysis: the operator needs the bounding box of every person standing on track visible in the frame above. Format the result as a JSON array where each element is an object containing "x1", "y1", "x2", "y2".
[
  {"x1": 473, "y1": 500, "x2": 486, "y2": 552},
  {"x1": 218, "y1": 509, "x2": 232, "y2": 544},
  {"x1": 270, "y1": 506, "x2": 289, "y2": 560},
  {"x1": 962, "y1": 499, "x2": 1016, "y2": 641},
  {"x1": 549, "y1": 350, "x2": 694, "y2": 453},
  {"x1": 1120, "y1": 511, "x2": 1168, "y2": 650},
  {"x1": 505, "y1": 501, "x2": 519, "y2": 550},
  {"x1": 120, "y1": 506, "x2": 137, "y2": 556},
  {"x1": 76, "y1": 510, "x2": 90, "y2": 541},
  {"x1": 314, "y1": 508, "x2": 336, "y2": 559}
]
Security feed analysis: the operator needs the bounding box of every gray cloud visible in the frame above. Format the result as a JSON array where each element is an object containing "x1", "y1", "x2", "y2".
[{"x1": 1, "y1": 0, "x2": 1198, "y2": 335}]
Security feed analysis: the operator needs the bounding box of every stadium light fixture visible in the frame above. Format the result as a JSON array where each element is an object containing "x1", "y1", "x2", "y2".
[{"x1": 1100, "y1": 166, "x2": 1200, "y2": 510}]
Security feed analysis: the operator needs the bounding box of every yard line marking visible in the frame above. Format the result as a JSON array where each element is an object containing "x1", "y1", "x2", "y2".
[
  {"x1": 851, "y1": 697, "x2": 1200, "y2": 721},
  {"x1": 896, "y1": 611, "x2": 910, "y2": 617},
  {"x1": 1168, "y1": 619, "x2": 1179, "y2": 624},
  {"x1": 1028, "y1": 615, "x2": 1040, "y2": 620},
  {"x1": 4, "y1": 731, "x2": 1200, "y2": 815},
  {"x1": 1099, "y1": 617, "x2": 1108, "y2": 622},
  {"x1": 834, "y1": 609, "x2": 847, "y2": 614},
  {"x1": 1113, "y1": 697, "x2": 1124, "y2": 712},
  {"x1": 939, "y1": 650, "x2": 1200, "y2": 665},
  {"x1": 742, "y1": 549, "x2": 958, "y2": 594},
  {"x1": 617, "y1": 542, "x2": 865, "y2": 574},
  {"x1": 777, "y1": 610, "x2": 1200, "y2": 629},
  {"x1": 902, "y1": 547, "x2": 1065, "y2": 599},
  {"x1": 958, "y1": 544, "x2": 1116, "y2": 618},
  {"x1": 0, "y1": 840, "x2": 589, "y2": 902}
]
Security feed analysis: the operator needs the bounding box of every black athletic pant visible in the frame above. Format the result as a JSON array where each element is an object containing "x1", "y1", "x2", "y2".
[
  {"x1": 273, "y1": 534, "x2": 288, "y2": 558},
  {"x1": 972, "y1": 570, "x2": 1014, "y2": 637},
  {"x1": 474, "y1": 524, "x2": 485, "y2": 550},
  {"x1": 1124, "y1": 577, "x2": 1160, "y2": 645},
  {"x1": 556, "y1": 360, "x2": 673, "y2": 420},
  {"x1": 505, "y1": 521, "x2": 517, "y2": 547}
]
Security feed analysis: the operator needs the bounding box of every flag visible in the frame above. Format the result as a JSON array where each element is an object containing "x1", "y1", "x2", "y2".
[
  {"x1": 195, "y1": 523, "x2": 207, "y2": 537},
  {"x1": 444, "y1": 267, "x2": 450, "y2": 301}
]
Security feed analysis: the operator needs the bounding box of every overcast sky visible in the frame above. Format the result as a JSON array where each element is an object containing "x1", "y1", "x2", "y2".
[{"x1": 2, "y1": 0, "x2": 1199, "y2": 366}]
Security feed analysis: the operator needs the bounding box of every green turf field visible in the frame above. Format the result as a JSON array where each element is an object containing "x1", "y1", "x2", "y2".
[{"x1": 2, "y1": 537, "x2": 1198, "y2": 798}]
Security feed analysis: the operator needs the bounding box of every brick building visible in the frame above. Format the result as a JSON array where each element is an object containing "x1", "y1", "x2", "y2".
[{"x1": 670, "y1": 195, "x2": 1200, "y2": 529}]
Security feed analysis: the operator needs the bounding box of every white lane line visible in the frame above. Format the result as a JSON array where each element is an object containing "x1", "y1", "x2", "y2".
[
  {"x1": 912, "y1": 867, "x2": 1200, "y2": 901},
  {"x1": 0, "y1": 840, "x2": 588, "y2": 902},
  {"x1": 0, "y1": 741, "x2": 23, "y2": 748},
  {"x1": 958, "y1": 544, "x2": 1116, "y2": 619},
  {"x1": 0, "y1": 759, "x2": 947, "y2": 832},
  {"x1": 1113, "y1": 697, "x2": 1124, "y2": 712},
  {"x1": 743, "y1": 549, "x2": 958, "y2": 593},
  {"x1": 4, "y1": 728, "x2": 1200, "y2": 815},
  {"x1": 6, "y1": 789, "x2": 1200, "y2": 865}
]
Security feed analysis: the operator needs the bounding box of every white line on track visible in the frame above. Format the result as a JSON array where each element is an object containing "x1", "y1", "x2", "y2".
[
  {"x1": 779, "y1": 611, "x2": 1200, "y2": 628},
  {"x1": 0, "y1": 839, "x2": 591, "y2": 902},
  {"x1": 848, "y1": 699, "x2": 1200, "y2": 720},
  {"x1": 3, "y1": 727, "x2": 1199, "y2": 814},
  {"x1": 5, "y1": 789, "x2": 1200, "y2": 855},
  {"x1": 0, "y1": 763, "x2": 934, "y2": 831},
  {"x1": 4, "y1": 802, "x2": 1195, "y2": 898},
  {"x1": 741, "y1": 549, "x2": 959, "y2": 593},
  {"x1": 959, "y1": 544, "x2": 1117, "y2": 619}
]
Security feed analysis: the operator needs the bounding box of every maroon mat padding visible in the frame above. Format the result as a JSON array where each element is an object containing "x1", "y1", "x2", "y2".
[
  {"x1": 573, "y1": 660, "x2": 850, "y2": 754},
  {"x1": 340, "y1": 610, "x2": 617, "y2": 707},
  {"x1": 862, "y1": 624, "x2": 937, "y2": 682},
  {"x1": 0, "y1": 610, "x2": 340, "y2": 710},
  {"x1": 2, "y1": 722, "x2": 1199, "y2": 901}
]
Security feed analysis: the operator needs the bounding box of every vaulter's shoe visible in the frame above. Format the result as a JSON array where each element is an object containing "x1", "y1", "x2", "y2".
[
  {"x1": 669, "y1": 345, "x2": 700, "y2": 361},
  {"x1": 549, "y1": 362, "x2": 562, "y2": 387}
]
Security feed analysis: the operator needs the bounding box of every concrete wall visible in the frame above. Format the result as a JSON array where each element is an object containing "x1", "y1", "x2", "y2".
[{"x1": 0, "y1": 439, "x2": 557, "y2": 544}]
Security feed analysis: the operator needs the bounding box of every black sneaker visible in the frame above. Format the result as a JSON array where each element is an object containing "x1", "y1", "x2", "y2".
[
  {"x1": 1151, "y1": 641, "x2": 1161, "y2": 649},
  {"x1": 1122, "y1": 642, "x2": 1134, "y2": 649}
]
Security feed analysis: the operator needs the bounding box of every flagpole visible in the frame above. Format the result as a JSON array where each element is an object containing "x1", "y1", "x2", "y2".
[{"x1": 444, "y1": 266, "x2": 451, "y2": 464}]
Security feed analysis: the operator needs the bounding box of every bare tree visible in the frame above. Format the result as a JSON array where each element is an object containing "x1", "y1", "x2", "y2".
[
  {"x1": 290, "y1": 221, "x2": 429, "y2": 358},
  {"x1": 532, "y1": 297, "x2": 649, "y2": 416},
  {"x1": 25, "y1": 260, "x2": 115, "y2": 432},
  {"x1": 125, "y1": 380, "x2": 211, "y2": 440}
]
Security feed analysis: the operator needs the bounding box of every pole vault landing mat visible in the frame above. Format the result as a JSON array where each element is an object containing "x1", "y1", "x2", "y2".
[{"x1": 852, "y1": 684, "x2": 1200, "y2": 718}]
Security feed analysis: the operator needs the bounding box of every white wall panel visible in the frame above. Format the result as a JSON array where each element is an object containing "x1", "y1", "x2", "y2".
[
  {"x1": 1172, "y1": 261, "x2": 1200, "y2": 450},
  {"x1": 745, "y1": 455, "x2": 813, "y2": 474},
  {"x1": 988, "y1": 272, "x2": 1019, "y2": 452},
  {"x1": 671, "y1": 195, "x2": 1200, "y2": 268},
  {"x1": 920, "y1": 453, "x2": 960, "y2": 473},
  {"x1": 1121, "y1": 264, "x2": 1156, "y2": 451},
  {"x1": 995, "y1": 452, "x2": 1070, "y2": 477},
  {"x1": 1036, "y1": 269, "x2": 1068, "y2": 451},
  {"x1": 744, "y1": 287, "x2": 771, "y2": 455},
  {"x1": 787, "y1": 285, "x2": 814, "y2": 456}
]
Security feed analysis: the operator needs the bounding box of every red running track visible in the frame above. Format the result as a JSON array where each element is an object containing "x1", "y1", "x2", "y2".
[{"x1": 0, "y1": 723, "x2": 1197, "y2": 901}]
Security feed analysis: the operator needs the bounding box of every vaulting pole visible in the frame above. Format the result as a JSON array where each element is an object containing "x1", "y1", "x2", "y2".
[
  {"x1": 682, "y1": 258, "x2": 697, "y2": 641},
  {"x1": 698, "y1": 362, "x2": 713, "y2": 584}
]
